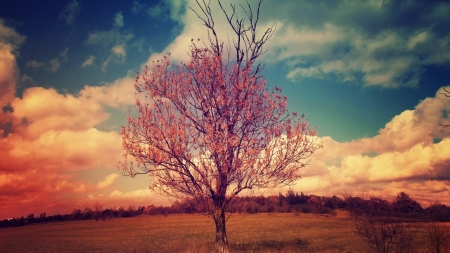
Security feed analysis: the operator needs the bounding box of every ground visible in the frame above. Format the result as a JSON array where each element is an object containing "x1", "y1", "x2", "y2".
[{"x1": 0, "y1": 212, "x2": 441, "y2": 252}]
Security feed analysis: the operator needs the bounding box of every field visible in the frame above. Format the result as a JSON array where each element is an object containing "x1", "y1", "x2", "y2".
[{"x1": 0, "y1": 212, "x2": 440, "y2": 253}]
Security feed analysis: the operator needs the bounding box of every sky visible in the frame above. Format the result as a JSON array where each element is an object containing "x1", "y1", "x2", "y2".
[{"x1": 0, "y1": 0, "x2": 449, "y2": 219}]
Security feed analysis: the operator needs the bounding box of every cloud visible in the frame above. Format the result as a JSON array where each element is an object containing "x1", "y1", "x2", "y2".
[
  {"x1": 78, "y1": 76, "x2": 135, "y2": 108},
  {"x1": 264, "y1": 23, "x2": 445, "y2": 88},
  {"x1": 263, "y1": 0, "x2": 448, "y2": 88},
  {"x1": 26, "y1": 48, "x2": 69, "y2": 73},
  {"x1": 86, "y1": 12, "x2": 135, "y2": 70},
  {"x1": 113, "y1": 12, "x2": 124, "y2": 28},
  {"x1": 147, "y1": 2, "x2": 168, "y2": 19},
  {"x1": 112, "y1": 45, "x2": 126, "y2": 62},
  {"x1": 149, "y1": 0, "x2": 448, "y2": 88},
  {"x1": 48, "y1": 48, "x2": 69, "y2": 72},
  {"x1": 81, "y1": 55, "x2": 95, "y2": 67},
  {"x1": 26, "y1": 60, "x2": 43, "y2": 69},
  {"x1": 131, "y1": 1, "x2": 144, "y2": 13},
  {"x1": 0, "y1": 59, "x2": 136, "y2": 219},
  {"x1": 59, "y1": 0, "x2": 81, "y2": 25},
  {"x1": 0, "y1": 20, "x2": 25, "y2": 138},
  {"x1": 287, "y1": 87, "x2": 450, "y2": 206},
  {"x1": 0, "y1": 19, "x2": 26, "y2": 45},
  {"x1": 101, "y1": 56, "x2": 111, "y2": 71},
  {"x1": 97, "y1": 173, "x2": 119, "y2": 189},
  {"x1": 131, "y1": 0, "x2": 182, "y2": 21}
]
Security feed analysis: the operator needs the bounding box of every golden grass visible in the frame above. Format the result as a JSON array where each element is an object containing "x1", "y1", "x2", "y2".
[{"x1": 0, "y1": 213, "x2": 438, "y2": 252}]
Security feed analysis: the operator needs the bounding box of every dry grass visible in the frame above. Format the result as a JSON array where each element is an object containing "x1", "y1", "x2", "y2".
[{"x1": 0, "y1": 213, "x2": 440, "y2": 252}]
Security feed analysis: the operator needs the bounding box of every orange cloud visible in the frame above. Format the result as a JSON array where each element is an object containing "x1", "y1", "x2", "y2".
[
  {"x1": 0, "y1": 22, "x2": 139, "y2": 219},
  {"x1": 97, "y1": 173, "x2": 119, "y2": 189}
]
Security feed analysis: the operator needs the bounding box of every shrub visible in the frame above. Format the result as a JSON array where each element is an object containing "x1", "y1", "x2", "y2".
[
  {"x1": 427, "y1": 222, "x2": 450, "y2": 253},
  {"x1": 351, "y1": 213, "x2": 417, "y2": 253}
]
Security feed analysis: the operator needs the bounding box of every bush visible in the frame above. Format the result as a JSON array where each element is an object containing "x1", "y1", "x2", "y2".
[
  {"x1": 351, "y1": 213, "x2": 417, "y2": 253},
  {"x1": 300, "y1": 205, "x2": 312, "y2": 214},
  {"x1": 427, "y1": 222, "x2": 450, "y2": 253}
]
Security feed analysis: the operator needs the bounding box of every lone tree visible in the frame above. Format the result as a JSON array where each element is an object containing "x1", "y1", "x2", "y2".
[{"x1": 119, "y1": 0, "x2": 321, "y2": 252}]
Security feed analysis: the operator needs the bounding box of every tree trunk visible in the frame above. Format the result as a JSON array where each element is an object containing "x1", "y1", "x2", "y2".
[{"x1": 213, "y1": 208, "x2": 229, "y2": 253}]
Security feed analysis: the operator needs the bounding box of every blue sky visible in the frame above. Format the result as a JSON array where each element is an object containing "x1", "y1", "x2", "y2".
[{"x1": 0, "y1": 0, "x2": 449, "y2": 219}]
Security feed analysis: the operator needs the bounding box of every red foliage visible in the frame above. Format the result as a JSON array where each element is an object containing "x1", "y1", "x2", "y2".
[{"x1": 120, "y1": 46, "x2": 321, "y2": 204}]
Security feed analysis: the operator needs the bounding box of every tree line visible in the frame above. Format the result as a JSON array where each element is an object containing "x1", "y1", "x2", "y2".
[{"x1": 1, "y1": 191, "x2": 448, "y2": 229}]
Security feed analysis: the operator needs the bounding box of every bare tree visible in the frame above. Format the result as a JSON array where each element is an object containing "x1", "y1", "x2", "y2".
[
  {"x1": 439, "y1": 87, "x2": 450, "y2": 128},
  {"x1": 119, "y1": 1, "x2": 321, "y2": 252},
  {"x1": 351, "y1": 213, "x2": 417, "y2": 253},
  {"x1": 427, "y1": 222, "x2": 450, "y2": 253},
  {"x1": 94, "y1": 202, "x2": 103, "y2": 221}
]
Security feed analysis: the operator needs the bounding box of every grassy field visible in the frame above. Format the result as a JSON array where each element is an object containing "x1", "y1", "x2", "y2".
[{"x1": 0, "y1": 212, "x2": 441, "y2": 252}]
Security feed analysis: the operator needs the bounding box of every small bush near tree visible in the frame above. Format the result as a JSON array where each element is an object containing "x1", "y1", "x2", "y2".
[{"x1": 427, "y1": 221, "x2": 450, "y2": 253}]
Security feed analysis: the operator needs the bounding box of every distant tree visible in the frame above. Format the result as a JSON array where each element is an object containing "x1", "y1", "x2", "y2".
[
  {"x1": 71, "y1": 209, "x2": 82, "y2": 220},
  {"x1": 392, "y1": 192, "x2": 422, "y2": 214},
  {"x1": 82, "y1": 208, "x2": 93, "y2": 220},
  {"x1": 425, "y1": 202, "x2": 450, "y2": 222},
  {"x1": 308, "y1": 195, "x2": 324, "y2": 214},
  {"x1": 94, "y1": 202, "x2": 103, "y2": 221},
  {"x1": 286, "y1": 189, "x2": 298, "y2": 205},
  {"x1": 119, "y1": 0, "x2": 320, "y2": 252},
  {"x1": 299, "y1": 192, "x2": 309, "y2": 205}
]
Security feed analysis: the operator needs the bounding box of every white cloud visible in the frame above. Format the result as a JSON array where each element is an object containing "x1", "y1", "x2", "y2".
[
  {"x1": 287, "y1": 87, "x2": 450, "y2": 205},
  {"x1": 78, "y1": 76, "x2": 135, "y2": 108},
  {"x1": 81, "y1": 55, "x2": 95, "y2": 67}
]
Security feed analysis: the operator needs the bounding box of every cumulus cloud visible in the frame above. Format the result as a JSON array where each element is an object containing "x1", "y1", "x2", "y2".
[
  {"x1": 59, "y1": 0, "x2": 81, "y2": 25},
  {"x1": 78, "y1": 77, "x2": 135, "y2": 108},
  {"x1": 287, "y1": 87, "x2": 450, "y2": 206},
  {"x1": 0, "y1": 23, "x2": 137, "y2": 218}
]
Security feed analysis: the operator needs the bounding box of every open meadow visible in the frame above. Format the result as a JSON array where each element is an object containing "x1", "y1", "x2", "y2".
[{"x1": 0, "y1": 212, "x2": 442, "y2": 253}]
